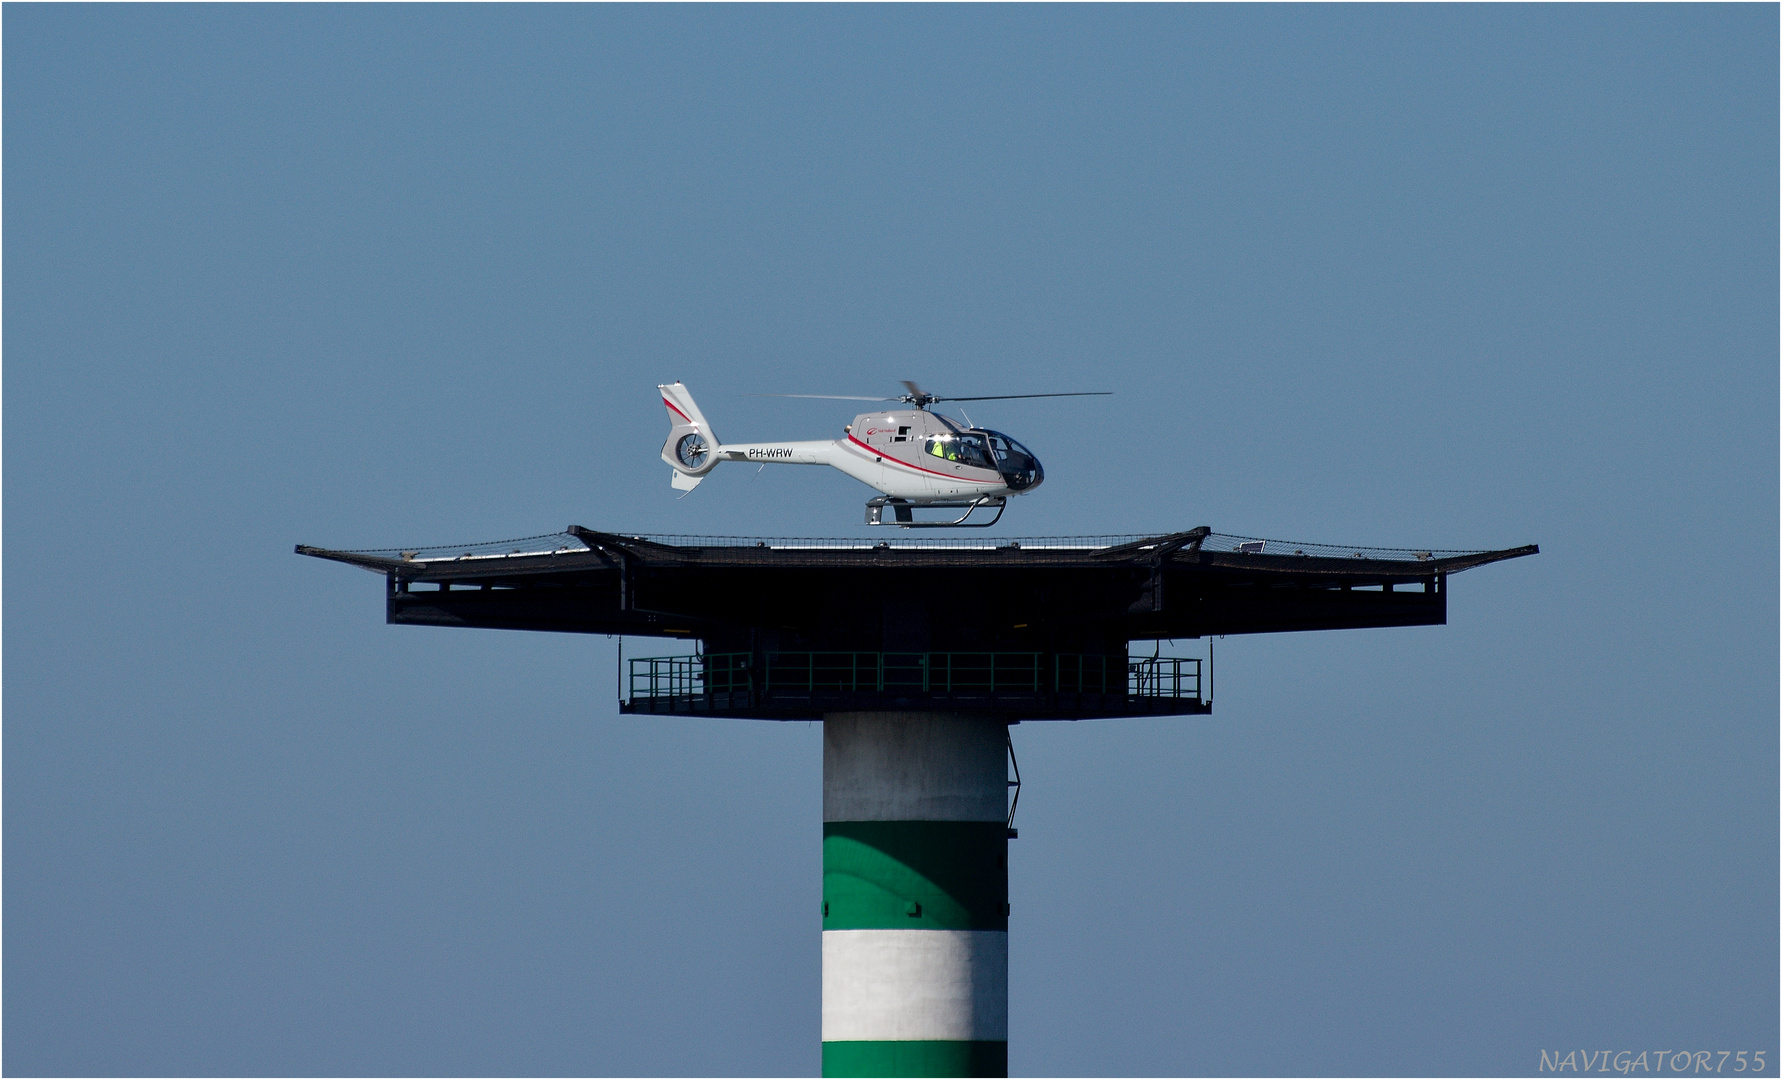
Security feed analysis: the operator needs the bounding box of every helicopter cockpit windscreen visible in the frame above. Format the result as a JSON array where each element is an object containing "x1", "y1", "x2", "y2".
[{"x1": 983, "y1": 430, "x2": 1044, "y2": 491}]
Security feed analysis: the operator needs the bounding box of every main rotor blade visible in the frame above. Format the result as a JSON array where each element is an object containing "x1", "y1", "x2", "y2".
[
  {"x1": 748, "y1": 394, "x2": 900, "y2": 401},
  {"x1": 936, "y1": 392, "x2": 1113, "y2": 402}
]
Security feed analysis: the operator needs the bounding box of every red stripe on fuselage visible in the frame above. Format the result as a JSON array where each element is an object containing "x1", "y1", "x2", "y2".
[
  {"x1": 663, "y1": 399, "x2": 693, "y2": 425},
  {"x1": 845, "y1": 434, "x2": 1003, "y2": 485}
]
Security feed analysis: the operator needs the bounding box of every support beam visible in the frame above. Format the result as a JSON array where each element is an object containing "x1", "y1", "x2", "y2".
[{"x1": 822, "y1": 713, "x2": 1008, "y2": 1078}]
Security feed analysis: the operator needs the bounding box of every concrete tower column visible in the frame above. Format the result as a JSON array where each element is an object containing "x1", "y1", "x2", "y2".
[{"x1": 821, "y1": 712, "x2": 1009, "y2": 1078}]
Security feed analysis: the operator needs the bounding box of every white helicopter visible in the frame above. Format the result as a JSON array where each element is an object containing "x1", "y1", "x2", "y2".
[{"x1": 658, "y1": 380, "x2": 1109, "y2": 527}]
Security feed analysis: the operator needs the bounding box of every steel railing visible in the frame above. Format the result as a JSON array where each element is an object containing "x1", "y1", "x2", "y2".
[
  {"x1": 1127, "y1": 656, "x2": 1200, "y2": 700},
  {"x1": 751, "y1": 652, "x2": 1044, "y2": 693},
  {"x1": 627, "y1": 652, "x2": 1200, "y2": 702}
]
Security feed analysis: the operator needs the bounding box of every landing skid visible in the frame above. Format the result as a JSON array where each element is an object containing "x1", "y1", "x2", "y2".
[{"x1": 866, "y1": 496, "x2": 1007, "y2": 528}]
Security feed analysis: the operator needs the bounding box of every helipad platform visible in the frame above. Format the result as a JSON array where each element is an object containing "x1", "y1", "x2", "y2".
[{"x1": 297, "y1": 526, "x2": 1535, "y2": 721}]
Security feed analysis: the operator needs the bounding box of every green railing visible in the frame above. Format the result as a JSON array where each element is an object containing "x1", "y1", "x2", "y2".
[
  {"x1": 627, "y1": 652, "x2": 1199, "y2": 702},
  {"x1": 755, "y1": 652, "x2": 1043, "y2": 693},
  {"x1": 766, "y1": 651, "x2": 919, "y2": 693},
  {"x1": 1055, "y1": 653, "x2": 1122, "y2": 694}
]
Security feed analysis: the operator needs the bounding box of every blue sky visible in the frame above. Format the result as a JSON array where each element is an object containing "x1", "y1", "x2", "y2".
[{"x1": 6, "y1": 5, "x2": 1775, "y2": 1075}]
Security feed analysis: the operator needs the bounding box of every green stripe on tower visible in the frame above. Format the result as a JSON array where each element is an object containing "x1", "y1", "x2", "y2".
[
  {"x1": 823, "y1": 1040, "x2": 1008, "y2": 1078},
  {"x1": 824, "y1": 821, "x2": 1007, "y2": 931}
]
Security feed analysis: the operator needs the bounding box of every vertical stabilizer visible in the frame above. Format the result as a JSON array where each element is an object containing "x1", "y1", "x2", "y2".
[{"x1": 659, "y1": 382, "x2": 720, "y2": 491}]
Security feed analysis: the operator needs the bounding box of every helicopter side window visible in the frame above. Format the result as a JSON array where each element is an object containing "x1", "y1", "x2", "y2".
[
  {"x1": 923, "y1": 434, "x2": 992, "y2": 469},
  {"x1": 957, "y1": 434, "x2": 993, "y2": 468}
]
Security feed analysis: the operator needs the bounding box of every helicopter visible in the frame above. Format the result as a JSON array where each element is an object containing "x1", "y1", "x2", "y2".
[{"x1": 658, "y1": 380, "x2": 1109, "y2": 527}]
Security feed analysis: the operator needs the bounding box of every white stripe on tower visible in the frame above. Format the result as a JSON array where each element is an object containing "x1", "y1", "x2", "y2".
[{"x1": 822, "y1": 930, "x2": 1008, "y2": 1042}]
